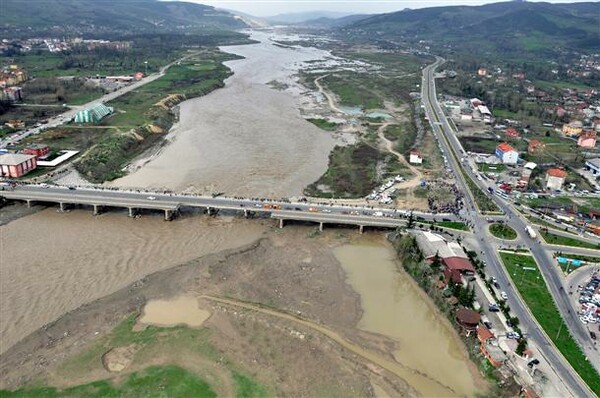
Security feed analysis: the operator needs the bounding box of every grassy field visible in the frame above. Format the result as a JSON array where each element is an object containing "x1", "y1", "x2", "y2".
[
  {"x1": 500, "y1": 252, "x2": 600, "y2": 395},
  {"x1": 478, "y1": 163, "x2": 506, "y2": 173},
  {"x1": 321, "y1": 73, "x2": 382, "y2": 109},
  {"x1": 306, "y1": 118, "x2": 338, "y2": 131},
  {"x1": 541, "y1": 231, "x2": 600, "y2": 250},
  {"x1": 489, "y1": 223, "x2": 518, "y2": 239},
  {"x1": 383, "y1": 123, "x2": 417, "y2": 154},
  {"x1": 304, "y1": 142, "x2": 385, "y2": 198},
  {"x1": 0, "y1": 365, "x2": 217, "y2": 398},
  {"x1": 0, "y1": 313, "x2": 267, "y2": 398},
  {"x1": 435, "y1": 221, "x2": 470, "y2": 231}
]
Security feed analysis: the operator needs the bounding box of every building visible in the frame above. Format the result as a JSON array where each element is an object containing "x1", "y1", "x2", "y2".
[
  {"x1": 480, "y1": 341, "x2": 506, "y2": 367},
  {"x1": 409, "y1": 150, "x2": 423, "y2": 164},
  {"x1": 2, "y1": 86, "x2": 22, "y2": 103},
  {"x1": 562, "y1": 121, "x2": 583, "y2": 137},
  {"x1": 495, "y1": 143, "x2": 519, "y2": 165},
  {"x1": 521, "y1": 162, "x2": 537, "y2": 183},
  {"x1": 505, "y1": 128, "x2": 519, "y2": 139},
  {"x1": 4, "y1": 120, "x2": 25, "y2": 129},
  {"x1": 477, "y1": 68, "x2": 487, "y2": 76},
  {"x1": 23, "y1": 144, "x2": 50, "y2": 159},
  {"x1": 443, "y1": 256, "x2": 475, "y2": 284},
  {"x1": 577, "y1": 130, "x2": 597, "y2": 148},
  {"x1": 585, "y1": 158, "x2": 600, "y2": 176},
  {"x1": 455, "y1": 308, "x2": 480, "y2": 332},
  {"x1": 545, "y1": 168, "x2": 567, "y2": 191},
  {"x1": 134, "y1": 72, "x2": 144, "y2": 80},
  {"x1": 0, "y1": 153, "x2": 37, "y2": 177},
  {"x1": 414, "y1": 231, "x2": 469, "y2": 260},
  {"x1": 527, "y1": 139, "x2": 545, "y2": 155},
  {"x1": 73, "y1": 103, "x2": 113, "y2": 124},
  {"x1": 477, "y1": 325, "x2": 495, "y2": 343}
]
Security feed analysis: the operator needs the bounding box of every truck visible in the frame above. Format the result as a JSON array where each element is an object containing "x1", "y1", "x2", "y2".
[{"x1": 525, "y1": 225, "x2": 537, "y2": 239}]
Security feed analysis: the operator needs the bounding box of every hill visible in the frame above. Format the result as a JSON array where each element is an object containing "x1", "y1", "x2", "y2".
[
  {"x1": 340, "y1": 1, "x2": 600, "y2": 57},
  {"x1": 265, "y1": 11, "x2": 353, "y2": 24},
  {"x1": 1, "y1": 0, "x2": 248, "y2": 37}
]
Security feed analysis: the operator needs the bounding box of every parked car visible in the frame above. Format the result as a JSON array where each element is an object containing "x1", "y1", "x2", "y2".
[
  {"x1": 489, "y1": 304, "x2": 500, "y2": 312},
  {"x1": 527, "y1": 359, "x2": 540, "y2": 367},
  {"x1": 590, "y1": 331, "x2": 597, "y2": 340},
  {"x1": 146, "y1": 196, "x2": 157, "y2": 200},
  {"x1": 500, "y1": 291, "x2": 508, "y2": 300}
]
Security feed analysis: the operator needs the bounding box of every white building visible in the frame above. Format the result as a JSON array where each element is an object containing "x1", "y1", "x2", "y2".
[
  {"x1": 495, "y1": 143, "x2": 519, "y2": 165},
  {"x1": 545, "y1": 168, "x2": 567, "y2": 191},
  {"x1": 409, "y1": 150, "x2": 423, "y2": 164},
  {"x1": 585, "y1": 158, "x2": 600, "y2": 176}
]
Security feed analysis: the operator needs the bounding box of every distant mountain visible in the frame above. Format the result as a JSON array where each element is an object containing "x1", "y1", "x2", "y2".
[
  {"x1": 265, "y1": 11, "x2": 354, "y2": 24},
  {"x1": 301, "y1": 14, "x2": 371, "y2": 29},
  {"x1": 340, "y1": 1, "x2": 600, "y2": 55},
  {"x1": 1, "y1": 0, "x2": 248, "y2": 37}
]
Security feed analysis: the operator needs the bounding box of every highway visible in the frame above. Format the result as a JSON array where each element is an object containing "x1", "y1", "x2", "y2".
[
  {"x1": 421, "y1": 58, "x2": 598, "y2": 397},
  {"x1": 0, "y1": 184, "x2": 451, "y2": 227}
]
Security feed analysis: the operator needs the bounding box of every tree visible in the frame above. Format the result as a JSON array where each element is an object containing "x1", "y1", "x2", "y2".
[
  {"x1": 431, "y1": 251, "x2": 442, "y2": 270},
  {"x1": 407, "y1": 211, "x2": 415, "y2": 229},
  {"x1": 516, "y1": 338, "x2": 528, "y2": 357}
]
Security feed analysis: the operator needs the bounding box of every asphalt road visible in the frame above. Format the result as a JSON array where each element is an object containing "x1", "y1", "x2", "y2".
[{"x1": 421, "y1": 58, "x2": 597, "y2": 397}]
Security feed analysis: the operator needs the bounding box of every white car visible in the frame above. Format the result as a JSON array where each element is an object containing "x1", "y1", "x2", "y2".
[
  {"x1": 147, "y1": 196, "x2": 157, "y2": 200},
  {"x1": 500, "y1": 291, "x2": 508, "y2": 300}
]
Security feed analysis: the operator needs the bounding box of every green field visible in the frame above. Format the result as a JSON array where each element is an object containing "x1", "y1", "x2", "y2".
[
  {"x1": 383, "y1": 123, "x2": 418, "y2": 154},
  {"x1": 435, "y1": 221, "x2": 470, "y2": 231},
  {"x1": 0, "y1": 314, "x2": 267, "y2": 398},
  {"x1": 478, "y1": 163, "x2": 506, "y2": 173},
  {"x1": 489, "y1": 223, "x2": 518, "y2": 239},
  {"x1": 500, "y1": 252, "x2": 600, "y2": 395},
  {"x1": 541, "y1": 231, "x2": 600, "y2": 250},
  {"x1": 0, "y1": 366, "x2": 217, "y2": 398}
]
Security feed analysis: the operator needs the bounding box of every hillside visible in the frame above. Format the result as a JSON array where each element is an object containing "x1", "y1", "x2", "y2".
[
  {"x1": 1, "y1": 0, "x2": 248, "y2": 37},
  {"x1": 340, "y1": 1, "x2": 599, "y2": 56},
  {"x1": 265, "y1": 11, "x2": 353, "y2": 24}
]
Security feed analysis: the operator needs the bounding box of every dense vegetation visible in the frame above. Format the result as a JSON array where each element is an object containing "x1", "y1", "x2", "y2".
[
  {"x1": 1, "y1": 0, "x2": 247, "y2": 37},
  {"x1": 305, "y1": 142, "x2": 386, "y2": 198},
  {"x1": 340, "y1": 2, "x2": 599, "y2": 59},
  {"x1": 489, "y1": 223, "x2": 518, "y2": 240}
]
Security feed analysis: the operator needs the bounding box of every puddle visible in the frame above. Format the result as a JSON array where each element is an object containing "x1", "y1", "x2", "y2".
[{"x1": 139, "y1": 296, "x2": 210, "y2": 327}]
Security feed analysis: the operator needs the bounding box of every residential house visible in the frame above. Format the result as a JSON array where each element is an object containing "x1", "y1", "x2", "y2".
[
  {"x1": 562, "y1": 121, "x2": 583, "y2": 137},
  {"x1": 409, "y1": 150, "x2": 423, "y2": 164},
  {"x1": 4, "y1": 120, "x2": 25, "y2": 129},
  {"x1": 2, "y1": 86, "x2": 22, "y2": 103},
  {"x1": 521, "y1": 162, "x2": 537, "y2": 183},
  {"x1": 455, "y1": 308, "x2": 480, "y2": 333},
  {"x1": 545, "y1": 168, "x2": 567, "y2": 191},
  {"x1": 577, "y1": 130, "x2": 597, "y2": 148},
  {"x1": 505, "y1": 128, "x2": 520, "y2": 139},
  {"x1": 0, "y1": 153, "x2": 37, "y2": 178},
  {"x1": 495, "y1": 143, "x2": 519, "y2": 165},
  {"x1": 477, "y1": 68, "x2": 487, "y2": 76}
]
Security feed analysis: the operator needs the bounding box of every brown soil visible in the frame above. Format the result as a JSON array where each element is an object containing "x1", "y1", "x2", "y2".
[{"x1": 0, "y1": 227, "x2": 416, "y2": 397}]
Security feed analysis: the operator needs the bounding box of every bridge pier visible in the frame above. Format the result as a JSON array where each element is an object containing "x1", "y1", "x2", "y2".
[
  {"x1": 359, "y1": 225, "x2": 364, "y2": 234},
  {"x1": 59, "y1": 202, "x2": 66, "y2": 212},
  {"x1": 26, "y1": 199, "x2": 32, "y2": 208},
  {"x1": 319, "y1": 222, "x2": 324, "y2": 232},
  {"x1": 279, "y1": 218, "x2": 284, "y2": 229},
  {"x1": 128, "y1": 207, "x2": 135, "y2": 218},
  {"x1": 93, "y1": 204, "x2": 101, "y2": 216},
  {"x1": 164, "y1": 209, "x2": 172, "y2": 221}
]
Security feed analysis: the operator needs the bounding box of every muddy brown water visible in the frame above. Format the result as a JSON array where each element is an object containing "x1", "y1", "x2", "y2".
[
  {"x1": 0, "y1": 210, "x2": 266, "y2": 354},
  {"x1": 138, "y1": 296, "x2": 210, "y2": 328},
  {"x1": 335, "y1": 244, "x2": 480, "y2": 397},
  {"x1": 111, "y1": 30, "x2": 337, "y2": 197}
]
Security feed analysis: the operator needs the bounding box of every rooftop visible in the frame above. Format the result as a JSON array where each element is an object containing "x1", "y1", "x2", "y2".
[
  {"x1": 443, "y1": 256, "x2": 475, "y2": 273},
  {"x1": 0, "y1": 153, "x2": 35, "y2": 166},
  {"x1": 497, "y1": 143, "x2": 516, "y2": 153},
  {"x1": 546, "y1": 168, "x2": 567, "y2": 178},
  {"x1": 586, "y1": 158, "x2": 600, "y2": 168}
]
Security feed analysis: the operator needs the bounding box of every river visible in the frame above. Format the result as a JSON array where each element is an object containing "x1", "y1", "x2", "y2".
[
  {"x1": 335, "y1": 243, "x2": 481, "y2": 397},
  {"x1": 0, "y1": 210, "x2": 266, "y2": 354},
  {"x1": 111, "y1": 31, "x2": 338, "y2": 198}
]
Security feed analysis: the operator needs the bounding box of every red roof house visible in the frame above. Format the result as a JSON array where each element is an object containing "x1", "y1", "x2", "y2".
[{"x1": 505, "y1": 128, "x2": 520, "y2": 139}]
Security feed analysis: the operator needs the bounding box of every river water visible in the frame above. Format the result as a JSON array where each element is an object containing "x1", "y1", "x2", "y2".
[
  {"x1": 112, "y1": 31, "x2": 337, "y2": 198},
  {"x1": 0, "y1": 210, "x2": 266, "y2": 354},
  {"x1": 335, "y1": 243, "x2": 480, "y2": 397}
]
